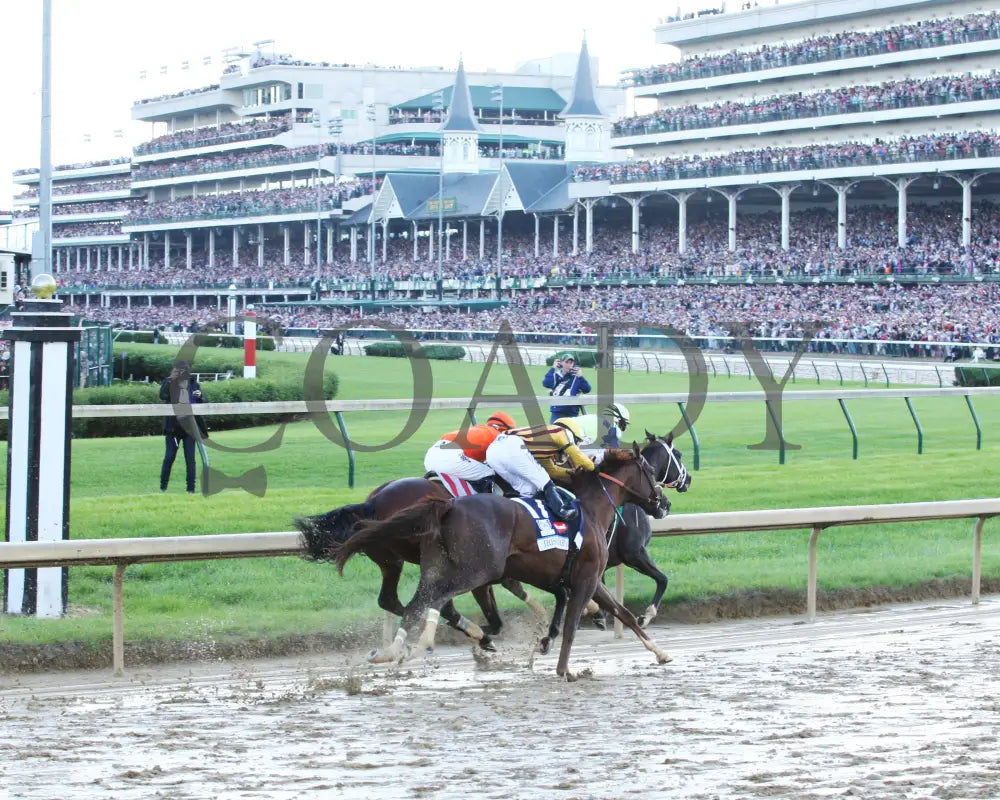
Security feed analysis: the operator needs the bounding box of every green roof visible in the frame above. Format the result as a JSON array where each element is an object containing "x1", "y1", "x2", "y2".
[
  {"x1": 374, "y1": 131, "x2": 563, "y2": 146},
  {"x1": 394, "y1": 85, "x2": 566, "y2": 113}
]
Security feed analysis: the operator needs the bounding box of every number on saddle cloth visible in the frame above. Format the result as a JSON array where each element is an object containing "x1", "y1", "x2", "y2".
[{"x1": 512, "y1": 497, "x2": 583, "y2": 552}]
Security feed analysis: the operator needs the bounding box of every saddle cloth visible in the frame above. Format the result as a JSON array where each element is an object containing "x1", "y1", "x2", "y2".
[
  {"x1": 426, "y1": 472, "x2": 481, "y2": 498},
  {"x1": 512, "y1": 498, "x2": 583, "y2": 552}
]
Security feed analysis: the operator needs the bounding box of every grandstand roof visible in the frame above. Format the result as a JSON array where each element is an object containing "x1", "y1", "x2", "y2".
[
  {"x1": 395, "y1": 86, "x2": 566, "y2": 113},
  {"x1": 408, "y1": 173, "x2": 497, "y2": 220},
  {"x1": 561, "y1": 39, "x2": 603, "y2": 118},
  {"x1": 441, "y1": 60, "x2": 480, "y2": 133},
  {"x1": 505, "y1": 162, "x2": 570, "y2": 211}
]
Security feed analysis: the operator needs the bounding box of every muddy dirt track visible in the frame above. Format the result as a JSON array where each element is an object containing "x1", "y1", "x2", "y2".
[{"x1": 2, "y1": 597, "x2": 999, "y2": 800}]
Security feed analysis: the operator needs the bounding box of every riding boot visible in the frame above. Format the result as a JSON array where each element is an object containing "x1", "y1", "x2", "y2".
[{"x1": 542, "y1": 481, "x2": 578, "y2": 524}]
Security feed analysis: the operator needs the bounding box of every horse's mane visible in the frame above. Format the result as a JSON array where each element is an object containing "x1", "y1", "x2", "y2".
[{"x1": 599, "y1": 448, "x2": 638, "y2": 473}]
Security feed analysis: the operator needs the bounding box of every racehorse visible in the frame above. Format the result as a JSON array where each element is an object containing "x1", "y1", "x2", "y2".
[
  {"x1": 296, "y1": 477, "x2": 547, "y2": 649},
  {"x1": 332, "y1": 442, "x2": 680, "y2": 678},
  {"x1": 590, "y1": 431, "x2": 691, "y2": 631}
]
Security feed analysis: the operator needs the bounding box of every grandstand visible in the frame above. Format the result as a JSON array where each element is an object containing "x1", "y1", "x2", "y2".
[
  {"x1": 575, "y1": 0, "x2": 1000, "y2": 262},
  {"x1": 5, "y1": 19, "x2": 1000, "y2": 353}
]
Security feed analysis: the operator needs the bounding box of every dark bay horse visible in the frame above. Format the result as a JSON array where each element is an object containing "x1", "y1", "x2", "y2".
[
  {"x1": 591, "y1": 431, "x2": 691, "y2": 630},
  {"x1": 296, "y1": 477, "x2": 546, "y2": 649},
  {"x1": 332, "y1": 445, "x2": 676, "y2": 678}
]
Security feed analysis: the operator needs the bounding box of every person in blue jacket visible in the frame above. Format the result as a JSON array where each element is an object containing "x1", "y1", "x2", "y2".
[{"x1": 542, "y1": 352, "x2": 592, "y2": 423}]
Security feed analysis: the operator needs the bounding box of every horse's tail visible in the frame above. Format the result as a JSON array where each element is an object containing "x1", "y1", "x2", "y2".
[
  {"x1": 295, "y1": 499, "x2": 376, "y2": 562},
  {"x1": 333, "y1": 495, "x2": 451, "y2": 575}
]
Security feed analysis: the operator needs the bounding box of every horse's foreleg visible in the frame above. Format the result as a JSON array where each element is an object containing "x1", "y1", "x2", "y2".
[
  {"x1": 593, "y1": 583, "x2": 671, "y2": 665},
  {"x1": 500, "y1": 579, "x2": 549, "y2": 627},
  {"x1": 376, "y1": 561, "x2": 406, "y2": 617},
  {"x1": 555, "y1": 573, "x2": 601, "y2": 679},
  {"x1": 539, "y1": 587, "x2": 568, "y2": 656},
  {"x1": 626, "y1": 549, "x2": 669, "y2": 628}
]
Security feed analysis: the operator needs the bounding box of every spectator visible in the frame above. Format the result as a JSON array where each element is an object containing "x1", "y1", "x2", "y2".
[
  {"x1": 543, "y1": 353, "x2": 592, "y2": 422},
  {"x1": 159, "y1": 360, "x2": 207, "y2": 494}
]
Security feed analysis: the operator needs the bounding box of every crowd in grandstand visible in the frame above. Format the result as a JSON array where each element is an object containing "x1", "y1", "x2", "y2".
[
  {"x1": 13, "y1": 158, "x2": 129, "y2": 177},
  {"x1": 621, "y1": 11, "x2": 1000, "y2": 86},
  {"x1": 133, "y1": 115, "x2": 294, "y2": 156},
  {"x1": 15, "y1": 179, "x2": 132, "y2": 201},
  {"x1": 14, "y1": 200, "x2": 143, "y2": 220},
  {"x1": 54, "y1": 222, "x2": 122, "y2": 237},
  {"x1": 576, "y1": 131, "x2": 1000, "y2": 183},
  {"x1": 123, "y1": 181, "x2": 372, "y2": 224},
  {"x1": 614, "y1": 73, "x2": 1000, "y2": 136},
  {"x1": 136, "y1": 84, "x2": 220, "y2": 105}
]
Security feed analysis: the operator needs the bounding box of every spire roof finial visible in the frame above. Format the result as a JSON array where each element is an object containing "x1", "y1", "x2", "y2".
[
  {"x1": 561, "y1": 37, "x2": 603, "y2": 118},
  {"x1": 441, "y1": 58, "x2": 479, "y2": 132}
]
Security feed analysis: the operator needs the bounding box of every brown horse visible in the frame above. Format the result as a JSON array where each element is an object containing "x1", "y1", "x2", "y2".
[
  {"x1": 332, "y1": 443, "x2": 678, "y2": 678},
  {"x1": 296, "y1": 477, "x2": 546, "y2": 649}
]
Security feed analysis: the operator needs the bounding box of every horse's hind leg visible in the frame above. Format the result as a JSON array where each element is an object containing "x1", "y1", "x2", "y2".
[
  {"x1": 376, "y1": 561, "x2": 406, "y2": 617},
  {"x1": 539, "y1": 587, "x2": 567, "y2": 656},
  {"x1": 620, "y1": 506, "x2": 668, "y2": 628},
  {"x1": 592, "y1": 583, "x2": 671, "y2": 665},
  {"x1": 440, "y1": 599, "x2": 494, "y2": 651},
  {"x1": 471, "y1": 584, "x2": 503, "y2": 637}
]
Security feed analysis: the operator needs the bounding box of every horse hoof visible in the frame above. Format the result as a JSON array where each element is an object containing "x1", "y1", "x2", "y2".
[
  {"x1": 657, "y1": 653, "x2": 673, "y2": 665},
  {"x1": 564, "y1": 671, "x2": 579, "y2": 683},
  {"x1": 479, "y1": 636, "x2": 496, "y2": 653},
  {"x1": 367, "y1": 649, "x2": 394, "y2": 664},
  {"x1": 593, "y1": 617, "x2": 607, "y2": 631},
  {"x1": 637, "y1": 615, "x2": 648, "y2": 629},
  {"x1": 538, "y1": 638, "x2": 551, "y2": 655}
]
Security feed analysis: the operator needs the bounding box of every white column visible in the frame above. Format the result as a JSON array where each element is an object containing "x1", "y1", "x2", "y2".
[
  {"x1": 462, "y1": 220, "x2": 468, "y2": 261},
  {"x1": 836, "y1": 185, "x2": 848, "y2": 250},
  {"x1": 894, "y1": 177, "x2": 917, "y2": 248},
  {"x1": 552, "y1": 215, "x2": 559, "y2": 258},
  {"x1": 479, "y1": 219, "x2": 485, "y2": 260},
  {"x1": 185, "y1": 232, "x2": 193, "y2": 269},
  {"x1": 128, "y1": 245, "x2": 134, "y2": 270},
  {"x1": 208, "y1": 229, "x2": 216, "y2": 271},
  {"x1": 350, "y1": 227, "x2": 358, "y2": 262},
  {"x1": 382, "y1": 219, "x2": 389, "y2": 262},
  {"x1": 283, "y1": 226, "x2": 290, "y2": 266},
  {"x1": 727, "y1": 192, "x2": 737, "y2": 252},
  {"x1": 445, "y1": 224, "x2": 451, "y2": 261},
  {"x1": 303, "y1": 222, "x2": 310, "y2": 266},
  {"x1": 86, "y1": 248, "x2": 91, "y2": 271},
  {"x1": 428, "y1": 223, "x2": 434, "y2": 261},
  {"x1": 533, "y1": 214, "x2": 540, "y2": 257},
  {"x1": 962, "y1": 178, "x2": 973, "y2": 250},
  {"x1": 585, "y1": 200, "x2": 594, "y2": 254},
  {"x1": 677, "y1": 192, "x2": 689, "y2": 256},
  {"x1": 572, "y1": 203, "x2": 579, "y2": 256},
  {"x1": 232, "y1": 227, "x2": 240, "y2": 268},
  {"x1": 630, "y1": 197, "x2": 641, "y2": 254},
  {"x1": 257, "y1": 224, "x2": 264, "y2": 268},
  {"x1": 413, "y1": 221, "x2": 419, "y2": 261},
  {"x1": 327, "y1": 225, "x2": 334, "y2": 264}
]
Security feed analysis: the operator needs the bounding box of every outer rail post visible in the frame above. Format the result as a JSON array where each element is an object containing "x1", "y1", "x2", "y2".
[
  {"x1": 965, "y1": 395, "x2": 982, "y2": 451},
  {"x1": 677, "y1": 401, "x2": 700, "y2": 470},
  {"x1": 334, "y1": 411, "x2": 356, "y2": 488},
  {"x1": 972, "y1": 516, "x2": 985, "y2": 605},
  {"x1": 764, "y1": 399, "x2": 786, "y2": 465},
  {"x1": 881, "y1": 363, "x2": 890, "y2": 388},
  {"x1": 113, "y1": 563, "x2": 126, "y2": 676},
  {"x1": 615, "y1": 564, "x2": 625, "y2": 639},
  {"x1": 838, "y1": 398, "x2": 859, "y2": 460},
  {"x1": 904, "y1": 396, "x2": 923, "y2": 455},
  {"x1": 807, "y1": 526, "x2": 821, "y2": 622},
  {"x1": 834, "y1": 361, "x2": 843, "y2": 386},
  {"x1": 934, "y1": 365, "x2": 943, "y2": 388},
  {"x1": 812, "y1": 361, "x2": 820, "y2": 385}
]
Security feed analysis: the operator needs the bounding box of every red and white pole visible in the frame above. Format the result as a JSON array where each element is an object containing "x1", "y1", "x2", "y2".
[{"x1": 243, "y1": 310, "x2": 257, "y2": 379}]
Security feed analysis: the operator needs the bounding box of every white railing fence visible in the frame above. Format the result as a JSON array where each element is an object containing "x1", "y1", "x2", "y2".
[{"x1": 1, "y1": 499, "x2": 996, "y2": 675}]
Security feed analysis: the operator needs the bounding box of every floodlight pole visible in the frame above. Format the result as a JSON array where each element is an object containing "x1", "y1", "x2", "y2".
[
  {"x1": 37, "y1": 0, "x2": 53, "y2": 281},
  {"x1": 314, "y1": 112, "x2": 322, "y2": 286}
]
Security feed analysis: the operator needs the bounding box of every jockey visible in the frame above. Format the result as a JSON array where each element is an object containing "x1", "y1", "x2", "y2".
[
  {"x1": 570, "y1": 402, "x2": 631, "y2": 449},
  {"x1": 484, "y1": 417, "x2": 594, "y2": 523},
  {"x1": 423, "y1": 411, "x2": 516, "y2": 496}
]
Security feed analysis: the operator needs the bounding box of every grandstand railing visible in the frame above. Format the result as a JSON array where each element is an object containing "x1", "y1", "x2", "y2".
[{"x1": 2, "y1": 497, "x2": 996, "y2": 673}]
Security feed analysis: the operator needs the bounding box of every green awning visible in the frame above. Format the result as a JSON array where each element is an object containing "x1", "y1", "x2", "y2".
[{"x1": 394, "y1": 85, "x2": 566, "y2": 113}]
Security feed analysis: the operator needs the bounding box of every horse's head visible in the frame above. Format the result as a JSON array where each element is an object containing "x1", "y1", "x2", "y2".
[
  {"x1": 639, "y1": 430, "x2": 692, "y2": 495},
  {"x1": 599, "y1": 447, "x2": 671, "y2": 520}
]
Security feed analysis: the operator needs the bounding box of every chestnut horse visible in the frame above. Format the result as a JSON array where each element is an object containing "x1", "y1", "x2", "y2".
[
  {"x1": 332, "y1": 442, "x2": 680, "y2": 678},
  {"x1": 296, "y1": 477, "x2": 545, "y2": 649}
]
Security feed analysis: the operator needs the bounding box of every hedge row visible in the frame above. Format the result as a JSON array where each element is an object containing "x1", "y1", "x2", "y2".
[
  {"x1": 544, "y1": 351, "x2": 599, "y2": 368},
  {"x1": 115, "y1": 330, "x2": 276, "y2": 351},
  {"x1": 0, "y1": 373, "x2": 339, "y2": 440},
  {"x1": 954, "y1": 366, "x2": 1000, "y2": 387},
  {"x1": 363, "y1": 342, "x2": 466, "y2": 360}
]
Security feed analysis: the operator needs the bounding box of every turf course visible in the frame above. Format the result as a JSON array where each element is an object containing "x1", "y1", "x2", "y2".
[{"x1": 1, "y1": 346, "x2": 999, "y2": 651}]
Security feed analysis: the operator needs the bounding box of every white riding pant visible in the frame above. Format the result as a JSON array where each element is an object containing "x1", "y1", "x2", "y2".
[
  {"x1": 423, "y1": 439, "x2": 493, "y2": 480},
  {"x1": 485, "y1": 434, "x2": 550, "y2": 496}
]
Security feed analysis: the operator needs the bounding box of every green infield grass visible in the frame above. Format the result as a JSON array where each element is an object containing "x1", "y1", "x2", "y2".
[{"x1": 1, "y1": 348, "x2": 998, "y2": 652}]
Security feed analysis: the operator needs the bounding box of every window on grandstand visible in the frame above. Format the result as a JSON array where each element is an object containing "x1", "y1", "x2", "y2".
[
  {"x1": 243, "y1": 83, "x2": 292, "y2": 108},
  {"x1": 341, "y1": 109, "x2": 358, "y2": 120}
]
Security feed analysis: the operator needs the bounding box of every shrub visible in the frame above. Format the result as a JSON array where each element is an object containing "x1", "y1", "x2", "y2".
[
  {"x1": 954, "y1": 366, "x2": 1000, "y2": 387},
  {"x1": 0, "y1": 373, "x2": 339, "y2": 440},
  {"x1": 364, "y1": 342, "x2": 466, "y2": 360}
]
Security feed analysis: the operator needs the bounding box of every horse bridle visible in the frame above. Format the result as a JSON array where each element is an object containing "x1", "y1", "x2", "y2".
[
  {"x1": 599, "y1": 451, "x2": 664, "y2": 511},
  {"x1": 655, "y1": 439, "x2": 688, "y2": 490}
]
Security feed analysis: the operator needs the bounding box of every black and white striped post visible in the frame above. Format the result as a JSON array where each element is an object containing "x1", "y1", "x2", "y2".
[{"x1": 3, "y1": 275, "x2": 82, "y2": 617}]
